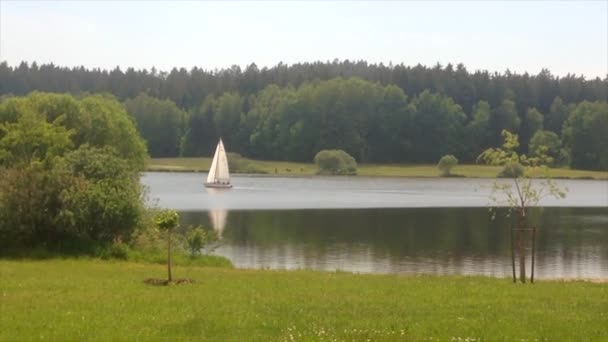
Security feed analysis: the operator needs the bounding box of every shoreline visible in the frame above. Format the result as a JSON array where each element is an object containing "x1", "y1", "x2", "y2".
[
  {"x1": 145, "y1": 157, "x2": 608, "y2": 180},
  {"x1": 145, "y1": 167, "x2": 607, "y2": 181}
]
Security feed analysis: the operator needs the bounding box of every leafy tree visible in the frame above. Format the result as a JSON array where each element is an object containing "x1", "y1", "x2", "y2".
[
  {"x1": 529, "y1": 130, "x2": 568, "y2": 167},
  {"x1": 0, "y1": 93, "x2": 146, "y2": 252},
  {"x1": 0, "y1": 92, "x2": 147, "y2": 170},
  {"x1": 520, "y1": 108, "x2": 544, "y2": 153},
  {"x1": 314, "y1": 149, "x2": 357, "y2": 175},
  {"x1": 153, "y1": 210, "x2": 179, "y2": 282},
  {"x1": 463, "y1": 101, "x2": 491, "y2": 160},
  {"x1": 185, "y1": 225, "x2": 219, "y2": 256},
  {"x1": 408, "y1": 90, "x2": 466, "y2": 162},
  {"x1": 124, "y1": 93, "x2": 187, "y2": 157},
  {"x1": 545, "y1": 97, "x2": 570, "y2": 133},
  {"x1": 437, "y1": 155, "x2": 458, "y2": 176},
  {"x1": 562, "y1": 101, "x2": 608, "y2": 171},
  {"x1": 180, "y1": 95, "x2": 218, "y2": 157},
  {"x1": 489, "y1": 99, "x2": 520, "y2": 146},
  {"x1": 477, "y1": 130, "x2": 567, "y2": 283}
]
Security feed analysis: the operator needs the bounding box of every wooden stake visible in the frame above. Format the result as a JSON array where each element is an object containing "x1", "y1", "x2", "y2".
[
  {"x1": 510, "y1": 224, "x2": 516, "y2": 283},
  {"x1": 531, "y1": 226, "x2": 536, "y2": 284}
]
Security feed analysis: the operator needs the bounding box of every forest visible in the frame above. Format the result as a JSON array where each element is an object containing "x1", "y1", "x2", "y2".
[{"x1": 1, "y1": 60, "x2": 606, "y2": 170}]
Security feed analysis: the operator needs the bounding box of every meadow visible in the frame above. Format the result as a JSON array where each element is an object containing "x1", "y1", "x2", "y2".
[
  {"x1": 1, "y1": 259, "x2": 607, "y2": 341},
  {"x1": 148, "y1": 157, "x2": 608, "y2": 179}
]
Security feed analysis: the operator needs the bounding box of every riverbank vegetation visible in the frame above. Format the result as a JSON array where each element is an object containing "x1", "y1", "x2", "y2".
[
  {"x1": 0, "y1": 92, "x2": 147, "y2": 255},
  {"x1": 1, "y1": 61, "x2": 607, "y2": 171},
  {"x1": 0, "y1": 93, "x2": 232, "y2": 268},
  {"x1": 314, "y1": 149, "x2": 358, "y2": 175},
  {"x1": 1, "y1": 259, "x2": 606, "y2": 341},
  {"x1": 147, "y1": 157, "x2": 608, "y2": 179}
]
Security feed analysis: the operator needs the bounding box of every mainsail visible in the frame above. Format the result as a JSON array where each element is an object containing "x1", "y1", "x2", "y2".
[{"x1": 206, "y1": 139, "x2": 231, "y2": 186}]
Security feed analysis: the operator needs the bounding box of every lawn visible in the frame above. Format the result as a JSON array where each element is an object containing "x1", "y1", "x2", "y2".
[
  {"x1": 147, "y1": 157, "x2": 608, "y2": 179},
  {"x1": 1, "y1": 259, "x2": 607, "y2": 341}
]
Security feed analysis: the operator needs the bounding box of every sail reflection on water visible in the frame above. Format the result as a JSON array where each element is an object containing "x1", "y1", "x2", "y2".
[{"x1": 208, "y1": 208, "x2": 228, "y2": 238}]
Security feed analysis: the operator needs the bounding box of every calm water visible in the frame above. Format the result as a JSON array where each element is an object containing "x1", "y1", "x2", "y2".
[{"x1": 143, "y1": 172, "x2": 608, "y2": 279}]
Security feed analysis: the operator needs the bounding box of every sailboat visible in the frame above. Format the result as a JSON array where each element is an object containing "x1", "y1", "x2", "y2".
[{"x1": 205, "y1": 139, "x2": 232, "y2": 188}]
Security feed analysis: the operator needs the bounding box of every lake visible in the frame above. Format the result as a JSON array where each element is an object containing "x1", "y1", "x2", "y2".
[{"x1": 142, "y1": 172, "x2": 608, "y2": 279}]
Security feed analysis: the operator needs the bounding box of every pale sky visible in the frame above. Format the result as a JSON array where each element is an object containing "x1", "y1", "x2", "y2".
[{"x1": 1, "y1": 1, "x2": 607, "y2": 78}]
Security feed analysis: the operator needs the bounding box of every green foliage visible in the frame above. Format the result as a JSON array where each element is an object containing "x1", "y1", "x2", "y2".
[
  {"x1": 562, "y1": 101, "x2": 608, "y2": 171},
  {"x1": 0, "y1": 93, "x2": 147, "y2": 252},
  {"x1": 1, "y1": 66, "x2": 607, "y2": 169},
  {"x1": 408, "y1": 90, "x2": 467, "y2": 162},
  {"x1": 0, "y1": 92, "x2": 147, "y2": 170},
  {"x1": 477, "y1": 130, "x2": 567, "y2": 217},
  {"x1": 227, "y1": 152, "x2": 266, "y2": 174},
  {"x1": 437, "y1": 154, "x2": 458, "y2": 176},
  {"x1": 497, "y1": 162, "x2": 525, "y2": 178},
  {"x1": 529, "y1": 130, "x2": 569, "y2": 167},
  {"x1": 489, "y1": 100, "x2": 520, "y2": 146},
  {"x1": 463, "y1": 101, "x2": 491, "y2": 159},
  {"x1": 124, "y1": 93, "x2": 187, "y2": 157},
  {"x1": 314, "y1": 149, "x2": 357, "y2": 175},
  {"x1": 153, "y1": 210, "x2": 179, "y2": 232},
  {"x1": 185, "y1": 225, "x2": 219, "y2": 256},
  {"x1": 59, "y1": 146, "x2": 144, "y2": 243},
  {"x1": 520, "y1": 108, "x2": 544, "y2": 152},
  {"x1": 97, "y1": 241, "x2": 130, "y2": 260}
]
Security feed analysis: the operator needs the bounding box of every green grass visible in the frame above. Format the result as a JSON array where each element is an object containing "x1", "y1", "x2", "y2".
[
  {"x1": 147, "y1": 157, "x2": 608, "y2": 179},
  {"x1": 1, "y1": 259, "x2": 607, "y2": 341}
]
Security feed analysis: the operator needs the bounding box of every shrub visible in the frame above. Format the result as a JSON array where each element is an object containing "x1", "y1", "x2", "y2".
[
  {"x1": 313, "y1": 150, "x2": 357, "y2": 175},
  {"x1": 227, "y1": 153, "x2": 266, "y2": 174},
  {"x1": 185, "y1": 225, "x2": 219, "y2": 256},
  {"x1": 0, "y1": 93, "x2": 146, "y2": 253},
  {"x1": 437, "y1": 154, "x2": 458, "y2": 176},
  {"x1": 97, "y1": 241, "x2": 130, "y2": 260},
  {"x1": 498, "y1": 161, "x2": 525, "y2": 178}
]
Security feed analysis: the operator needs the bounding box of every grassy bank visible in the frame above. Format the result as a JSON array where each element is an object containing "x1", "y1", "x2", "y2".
[
  {"x1": 1, "y1": 259, "x2": 607, "y2": 341},
  {"x1": 147, "y1": 157, "x2": 608, "y2": 179}
]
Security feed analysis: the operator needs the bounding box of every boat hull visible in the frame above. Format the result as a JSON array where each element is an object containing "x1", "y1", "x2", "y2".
[{"x1": 204, "y1": 182, "x2": 233, "y2": 189}]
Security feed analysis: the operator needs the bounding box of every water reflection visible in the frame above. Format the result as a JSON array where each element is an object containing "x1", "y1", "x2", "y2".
[
  {"x1": 208, "y1": 208, "x2": 228, "y2": 238},
  {"x1": 179, "y1": 207, "x2": 608, "y2": 279}
]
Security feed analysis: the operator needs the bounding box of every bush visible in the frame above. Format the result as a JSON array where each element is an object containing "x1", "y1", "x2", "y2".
[
  {"x1": 498, "y1": 162, "x2": 525, "y2": 178},
  {"x1": 185, "y1": 225, "x2": 219, "y2": 256},
  {"x1": 0, "y1": 93, "x2": 146, "y2": 253},
  {"x1": 314, "y1": 150, "x2": 357, "y2": 175},
  {"x1": 97, "y1": 241, "x2": 130, "y2": 260},
  {"x1": 437, "y1": 155, "x2": 458, "y2": 176},
  {"x1": 227, "y1": 153, "x2": 266, "y2": 174}
]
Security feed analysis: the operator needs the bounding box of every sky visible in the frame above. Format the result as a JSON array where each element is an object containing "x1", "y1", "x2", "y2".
[{"x1": 1, "y1": 1, "x2": 606, "y2": 78}]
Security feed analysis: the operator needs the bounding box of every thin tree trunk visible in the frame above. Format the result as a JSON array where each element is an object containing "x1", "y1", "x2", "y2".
[
  {"x1": 519, "y1": 228, "x2": 526, "y2": 283},
  {"x1": 510, "y1": 223, "x2": 516, "y2": 283},
  {"x1": 167, "y1": 231, "x2": 172, "y2": 282},
  {"x1": 531, "y1": 226, "x2": 536, "y2": 284},
  {"x1": 518, "y1": 212, "x2": 526, "y2": 283}
]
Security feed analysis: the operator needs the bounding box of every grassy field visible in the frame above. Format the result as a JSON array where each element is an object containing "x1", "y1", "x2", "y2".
[
  {"x1": 1, "y1": 259, "x2": 607, "y2": 341},
  {"x1": 147, "y1": 157, "x2": 608, "y2": 179}
]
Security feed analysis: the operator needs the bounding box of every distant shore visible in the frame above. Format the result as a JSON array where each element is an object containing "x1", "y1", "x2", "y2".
[{"x1": 147, "y1": 157, "x2": 608, "y2": 180}]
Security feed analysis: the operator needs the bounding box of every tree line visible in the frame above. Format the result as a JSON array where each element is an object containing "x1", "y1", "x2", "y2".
[{"x1": 1, "y1": 61, "x2": 607, "y2": 170}]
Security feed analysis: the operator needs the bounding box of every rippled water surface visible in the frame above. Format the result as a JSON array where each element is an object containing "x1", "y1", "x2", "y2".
[{"x1": 143, "y1": 172, "x2": 608, "y2": 278}]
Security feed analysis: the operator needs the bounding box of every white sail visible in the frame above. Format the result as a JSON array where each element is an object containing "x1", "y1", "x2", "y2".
[
  {"x1": 205, "y1": 139, "x2": 231, "y2": 187},
  {"x1": 215, "y1": 139, "x2": 230, "y2": 183},
  {"x1": 206, "y1": 143, "x2": 220, "y2": 183}
]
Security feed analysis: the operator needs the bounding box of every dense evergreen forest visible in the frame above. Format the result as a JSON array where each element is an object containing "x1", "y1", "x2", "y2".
[{"x1": 1, "y1": 60, "x2": 606, "y2": 170}]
